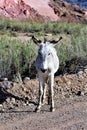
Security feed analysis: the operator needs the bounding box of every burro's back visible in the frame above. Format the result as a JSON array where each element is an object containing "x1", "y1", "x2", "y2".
[{"x1": 32, "y1": 36, "x2": 62, "y2": 112}]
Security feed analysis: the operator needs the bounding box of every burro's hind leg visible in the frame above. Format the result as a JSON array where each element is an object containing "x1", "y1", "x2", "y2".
[{"x1": 49, "y1": 74, "x2": 55, "y2": 112}]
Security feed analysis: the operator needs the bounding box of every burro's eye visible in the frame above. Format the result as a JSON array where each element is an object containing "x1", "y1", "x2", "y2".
[{"x1": 48, "y1": 53, "x2": 51, "y2": 56}]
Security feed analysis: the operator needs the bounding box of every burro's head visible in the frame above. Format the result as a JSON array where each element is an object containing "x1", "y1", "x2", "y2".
[{"x1": 32, "y1": 36, "x2": 62, "y2": 73}]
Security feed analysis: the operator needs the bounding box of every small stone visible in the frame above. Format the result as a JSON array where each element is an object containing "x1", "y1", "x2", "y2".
[
  {"x1": 84, "y1": 87, "x2": 87, "y2": 94},
  {"x1": 11, "y1": 98, "x2": 16, "y2": 104},
  {"x1": 23, "y1": 77, "x2": 30, "y2": 84},
  {"x1": 0, "y1": 104, "x2": 3, "y2": 107},
  {"x1": 26, "y1": 100, "x2": 29, "y2": 105},
  {"x1": 22, "y1": 87, "x2": 27, "y2": 92},
  {"x1": 65, "y1": 93, "x2": 70, "y2": 98},
  {"x1": 6, "y1": 97, "x2": 10, "y2": 103},
  {"x1": 84, "y1": 69, "x2": 87, "y2": 73},
  {"x1": 77, "y1": 71, "x2": 83, "y2": 75},
  {"x1": 81, "y1": 91, "x2": 84, "y2": 96},
  {"x1": 0, "y1": 80, "x2": 12, "y2": 89},
  {"x1": 66, "y1": 80, "x2": 71, "y2": 86},
  {"x1": 23, "y1": 103, "x2": 26, "y2": 106},
  {"x1": 44, "y1": 33, "x2": 52, "y2": 37},
  {"x1": 9, "y1": 104, "x2": 14, "y2": 109},
  {"x1": 77, "y1": 71, "x2": 84, "y2": 79},
  {"x1": 3, "y1": 78, "x2": 8, "y2": 81}
]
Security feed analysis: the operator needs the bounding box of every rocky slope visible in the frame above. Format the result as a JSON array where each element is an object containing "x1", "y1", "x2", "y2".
[
  {"x1": 50, "y1": 0, "x2": 87, "y2": 23},
  {"x1": 0, "y1": 0, "x2": 87, "y2": 23},
  {"x1": 0, "y1": 0, "x2": 44, "y2": 21}
]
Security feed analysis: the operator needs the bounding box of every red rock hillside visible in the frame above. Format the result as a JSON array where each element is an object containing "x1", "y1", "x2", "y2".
[
  {"x1": 50, "y1": 0, "x2": 87, "y2": 23},
  {"x1": 0, "y1": 0, "x2": 87, "y2": 23},
  {"x1": 0, "y1": 0, "x2": 44, "y2": 21}
]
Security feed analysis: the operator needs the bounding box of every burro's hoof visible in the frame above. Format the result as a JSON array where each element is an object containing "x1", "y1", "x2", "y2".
[
  {"x1": 35, "y1": 107, "x2": 41, "y2": 113},
  {"x1": 50, "y1": 107, "x2": 55, "y2": 112}
]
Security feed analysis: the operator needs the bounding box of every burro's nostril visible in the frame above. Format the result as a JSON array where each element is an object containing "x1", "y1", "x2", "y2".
[{"x1": 41, "y1": 69, "x2": 47, "y2": 73}]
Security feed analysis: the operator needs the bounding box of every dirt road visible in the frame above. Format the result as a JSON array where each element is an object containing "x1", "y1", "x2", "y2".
[
  {"x1": 0, "y1": 95, "x2": 87, "y2": 130},
  {"x1": 0, "y1": 69, "x2": 87, "y2": 130}
]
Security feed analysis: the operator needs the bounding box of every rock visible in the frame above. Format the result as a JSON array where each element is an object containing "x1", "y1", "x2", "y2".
[
  {"x1": 77, "y1": 70, "x2": 83, "y2": 75},
  {"x1": 23, "y1": 103, "x2": 27, "y2": 106},
  {"x1": 23, "y1": 77, "x2": 30, "y2": 84},
  {"x1": 84, "y1": 69, "x2": 87, "y2": 74},
  {"x1": 77, "y1": 71, "x2": 84, "y2": 79},
  {"x1": 22, "y1": 87, "x2": 27, "y2": 92},
  {"x1": 9, "y1": 104, "x2": 14, "y2": 109},
  {"x1": 84, "y1": 86, "x2": 87, "y2": 94},
  {"x1": 11, "y1": 98, "x2": 16, "y2": 104},
  {"x1": 0, "y1": 0, "x2": 87, "y2": 23},
  {"x1": 3, "y1": 78, "x2": 8, "y2": 81},
  {"x1": 0, "y1": 104, "x2": 3, "y2": 107},
  {"x1": 6, "y1": 97, "x2": 11, "y2": 103},
  {"x1": 81, "y1": 91, "x2": 85, "y2": 96},
  {"x1": 65, "y1": 93, "x2": 70, "y2": 98},
  {"x1": 76, "y1": 91, "x2": 84, "y2": 96},
  {"x1": 26, "y1": 100, "x2": 29, "y2": 105},
  {"x1": 0, "y1": 80, "x2": 13, "y2": 89},
  {"x1": 0, "y1": 0, "x2": 47, "y2": 21},
  {"x1": 66, "y1": 80, "x2": 71, "y2": 86},
  {"x1": 50, "y1": 0, "x2": 87, "y2": 23},
  {"x1": 44, "y1": 34, "x2": 52, "y2": 37}
]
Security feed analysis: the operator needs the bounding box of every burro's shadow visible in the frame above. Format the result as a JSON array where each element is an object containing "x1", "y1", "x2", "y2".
[
  {"x1": 0, "y1": 88, "x2": 37, "y2": 113},
  {"x1": 0, "y1": 87, "x2": 24, "y2": 104}
]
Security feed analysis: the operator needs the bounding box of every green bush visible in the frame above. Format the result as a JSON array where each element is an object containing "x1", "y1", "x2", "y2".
[
  {"x1": 0, "y1": 19, "x2": 87, "y2": 78},
  {"x1": 0, "y1": 36, "x2": 37, "y2": 79}
]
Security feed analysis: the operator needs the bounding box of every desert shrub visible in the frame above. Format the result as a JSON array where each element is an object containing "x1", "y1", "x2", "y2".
[
  {"x1": 56, "y1": 26, "x2": 87, "y2": 73},
  {"x1": 0, "y1": 36, "x2": 37, "y2": 79},
  {"x1": 0, "y1": 19, "x2": 87, "y2": 78},
  {"x1": 0, "y1": 18, "x2": 86, "y2": 34}
]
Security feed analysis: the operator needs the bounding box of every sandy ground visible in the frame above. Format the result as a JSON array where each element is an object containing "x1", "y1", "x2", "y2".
[
  {"x1": 0, "y1": 95, "x2": 87, "y2": 130},
  {"x1": 0, "y1": 66, "x2": 87, "y2": 130}
]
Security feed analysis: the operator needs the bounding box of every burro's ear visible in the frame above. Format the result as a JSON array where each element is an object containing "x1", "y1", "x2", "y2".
[
  {"x1": 50, "y1": 36, "x2": 62, "y2": 44},
  {"x1": 32, "y1": 36, "x2": 41, "y2": 46}
]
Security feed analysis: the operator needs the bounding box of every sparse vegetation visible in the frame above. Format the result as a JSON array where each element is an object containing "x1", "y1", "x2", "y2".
[
  {"x1": 0, "y1": 18, "x2": 87, "y2": 79},
  {"x1": 0, "y1": 35, "x2": 37, "y2": 79}
]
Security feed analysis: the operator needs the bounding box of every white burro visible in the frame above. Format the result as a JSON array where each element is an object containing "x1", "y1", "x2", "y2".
[{"x1": 32, "y1": 36, "x2": 62, "y2": 112}]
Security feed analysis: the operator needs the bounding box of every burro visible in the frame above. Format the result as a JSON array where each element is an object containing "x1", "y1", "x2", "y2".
[{"x1": 32, "y1": 36, "x2": 62, "y2": 112}]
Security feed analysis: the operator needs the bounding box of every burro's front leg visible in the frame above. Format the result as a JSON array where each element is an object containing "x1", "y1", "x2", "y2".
[
  {"x1": 35, "y1": 76, "x2": 44, "y2": 112},
  {"x1": 49, "y1": 74, "x2": 55, "y2": 112}
]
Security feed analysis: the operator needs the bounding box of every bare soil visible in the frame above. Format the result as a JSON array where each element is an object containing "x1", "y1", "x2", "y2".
[
  {"x1": 0, "y1": 95, "x2": 87, "y2": 130},
  {"x1": 0, "y1": 69, "x2": 87, "y2": 130}
]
